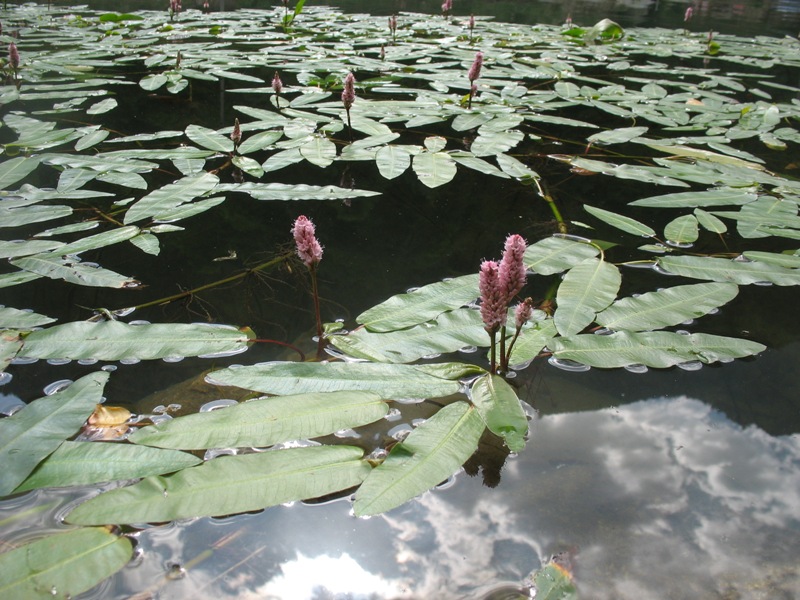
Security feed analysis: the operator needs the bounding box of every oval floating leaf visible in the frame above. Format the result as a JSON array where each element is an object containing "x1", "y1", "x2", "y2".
[
  {"x1": 130, "y1": 391, "x2": 389, "y2": 450},
  {"x1": 524, "y1": 236, "x2": 600, "y2": 276},
  {"x1": 554, "y1": 258, "x2": 621, "y2": 336},
  {"x1": 664, "y1": 214, "x2": 699, "y2": 244},
  {"x1": 0, "y1": 371, "x2": 109, "y2": 496},
  {"x1": 595, "y1": 282, "x2": 739, "y2": 331},
  {"x1": 19, "y1": 322, "x2": 252, "y2": 361},
  {"x1": 412, "y1": 151, "x2": 457, "y2": 188},
  {"x1": 185, "y1": 124, "x2": 234, "y2": 153},
  {"x1": 124, "y1": 172, "x2": 219, "y2": 224},
  {"x1": 657, "y1": 255, "x2": 800, "y2": 286},
  {"x1": 470, "y1": 374, "x2": 527, "y2": 452},
  {"x1": 66, "y1": 446, "x2": 370, "y2": 525},
  {"x1": 14, "y1": 441, "x2": 202, "y2": 493},
  {"x1": 353, "y1": 401, "x2": 484, "y2": 516},
  {"x1": 584, "y1": 204, "x2": 656, "y2": 238},
  {"x1": 206, "y1": 362, "x2": 461, "y2": 399},
  {"x1": 376, "y1": 144, "x2": 411, "y2": 179},
  {"x1": 0, "y1": 528, "x2": 132, "y2": 599}
]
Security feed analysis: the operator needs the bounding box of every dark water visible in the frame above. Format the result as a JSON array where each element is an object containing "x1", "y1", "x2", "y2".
[{"x1": 1, "y1": 2, "x2": 799, "y2": 599}]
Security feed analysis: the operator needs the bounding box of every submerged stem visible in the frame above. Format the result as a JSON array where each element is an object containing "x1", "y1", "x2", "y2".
[{"x1": 309, "y1": 264, "x2": 325, "y2": 358}]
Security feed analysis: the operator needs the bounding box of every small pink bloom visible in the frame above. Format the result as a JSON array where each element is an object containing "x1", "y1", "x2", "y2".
[
  {"x1": 341, "y1": 72, "x2": 356, "y2": 111},
  {"x1": 514, "y1": 298, "x2": 534, "y2": 329},
  {"x1": 8, "y1": 42, "x2": 19, "y2": 71},
  {"x1": 468, "y1": 51, "x2": 483, "y2": 83},
  {"x1": 684, "y1": 6, "x2": 693, "y2": 22},
  {"x1": 292, "y1": 216, "x2": 323, "y2": 267},
  {"x1": 272, "y1": 71, "x2": 283, "y2": 94},
  {"x1": 469, "y1": 14, "x2": 475, "y2": 30},
  {"x1": 479, "y1": 260, "x2": 507, "y2": 332},
  {"x1": 498, "y1": 234, "x2": 527, "y2": 303}
]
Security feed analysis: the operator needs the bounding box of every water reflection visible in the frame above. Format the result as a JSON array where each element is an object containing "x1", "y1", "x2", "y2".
[{"x1": 100, "y1": 395, "x2": 799, "y2": 599}]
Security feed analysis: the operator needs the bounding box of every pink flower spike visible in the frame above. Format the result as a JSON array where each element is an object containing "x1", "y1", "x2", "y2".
[
  {"x1": 469, "y1": 14, "x2": 475, "y2": 31},
  {"x1": 479, "y1": 260, "x2": 507, "y2": 332},
  {"x1": 230, "y1": 118, "x2": 241, "y2": 146},
  {"x1": 498, "y1": 234, "x2": 527, "y2": 303},
  {"x1": 341, "y1": 72, "x2": 356, "y2": 111},
  {"x1": 468, "y1": 51, "x2": 483, "y2": 83},
  {"x1": 684, "y1": 6, "x2": 693, "y2": 22},
  {"x1": 292, "y1": 216, "x2": 323, "y2": 268},
  {"x1": 8, "y1": 42, "x2": 19, "y2": 71},
  {"x1": 272, "y1": 72, "x2": 283, "y2": 94}
]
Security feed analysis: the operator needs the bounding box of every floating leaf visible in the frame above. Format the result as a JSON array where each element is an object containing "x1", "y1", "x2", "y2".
[
  {"x1": 129, "y1": 391, "x2": 389, "y2": 450},
  {"x1": 66, "y1": 446, "x2": 370, "y2": 525},
  {"x1": 694, "y1": 208, "x2": 728, "y2": 233},
  {"x1": 549, "y1": 330, "x2": 766, "y2": 368},
  {"x1": 185, "y1": 124, "x2": 234, "y2": 153},
  {"x1": 469, "y1": 130, "x2": 524, "y2": 157},
  {"x1": 470, "y1": 374, "x2": 527, "y2": 452},
  {"x1": 300, "y1": 136, "x2": 337, "y2": 167},
  {"x1": 596, "y1": 282, "x2": 739, "y2": 331},
  {"x1": 584, "y1": 204, "x2": 656, "y2": 238},
  {"x1": 19, "y1": 322, "x2": 252, "y2": 361},
  {"x1": 506, "y1": 319, "x2": 558, "y2": 366},
  {"x1": 0, "y1": 372, "x2": 109, "y2": 496},
  {"x1": 14, "y1": 441, "x2": 201, "y2": 493},
  {"x1": 0, "y1": 157, "x2": 40, "y2": 190},
  {"x1": 657, "y1": 255, "x2": 800, "y2": 286},
  {"x1": 207, "y1": 362, "x2": 462, "y2": 399},
  {"x1": 353, "y1": 401, "x2": 484, "y2": 516},
  {"x1": 587, "y1": 126, "x2": 648, "y2": 146},
  {"x1": 663, "y1": 214, "x2": 699, "y2": 244},
  {"x1": 0, "y1": 306, "x2": 56, "y2": 329},
  {"x1": 524, "y1": 236, "x2": 600, "y2": 275},
  {"x1": 629, "y1": 188, "x2": 758, "y2": 208},
  {"x1": 0, "y1": 528, "x2": 132, "y2": 599},
  {"x1": 331, "y1": 308, "x2": 488, "y2": 363},
  {"x1": 376, "y1": 144, "x2": 411, "y2": 179},
  {"x1": 123, "y1": 172, "x2": 219, "y2": 224},
  {"x1": 10, "y1": 254, "x2": 138, "y2": 288},
  {"x1": 412, "y1": 151, "x2": 457, "y2": 188},
  {"x1": 554, "y1": 258, "x2": 621, "y2": 336},
  {"x1": 357, "y1": 274, "x2": 479, "y2": 332},
  {"x1": 532, "y1": 562, "x2": 578, "y2": 600}
]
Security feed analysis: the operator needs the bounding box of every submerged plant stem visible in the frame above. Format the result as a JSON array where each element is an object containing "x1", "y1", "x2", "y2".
[
  {"x1": 122, "y1": 252, "x2": 292, "y2": 312},
  {"x1": 309, "y1": 264, "x2": 325, "y2": 358}
]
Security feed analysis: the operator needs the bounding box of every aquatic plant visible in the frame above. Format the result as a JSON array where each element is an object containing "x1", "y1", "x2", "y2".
[{"x1": 0, "y1": 4, "x2": 797, "y2": 596}]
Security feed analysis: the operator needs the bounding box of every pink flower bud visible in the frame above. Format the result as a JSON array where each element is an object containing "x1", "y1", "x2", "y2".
[
  {"x1": 479, "y1": 260, "x2": 507, "y2": 332},
  {"x1": 272, "y1": 71, "x2": 283, "y2": 94},
  {"x1": 468, "y1": 51, "x2": 483, "y2": 83},
  {"x1": 292, "y1": 216, "x2": 323, "y2": 268},
  {"x1": 341, "y1": 72, "x2": 356, "y2": 111},
  {"x1": 684, "y1": 6, "x2": 693, "y2": 22},
  {"x1": 469, "y1": 14, "x2": 475, "y2": 30},
  {"x1": 514, "y1": 298, "x2": 534, "y2": 329},
  {"x1": 230, "y1": 118, "x2": 241, "y2": 146},
  {"x1": 8, "y1": 42, "x2": 19, "y2": 71},
  {"x1": 498, "y1": 234, "x2": 527, "y2": 303}
]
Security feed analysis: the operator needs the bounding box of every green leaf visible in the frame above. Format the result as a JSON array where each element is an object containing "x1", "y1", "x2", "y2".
[
  {"x1": 657, "y1": 255, "x2": 800, "y2": 286},
  {"x1": 129, "y1": 391, "x2": 389, "y2": 450},
  {"x1": 664, "y1": 214, "x2": 699, "y2": 244},
  {"x1": 506, "y1": 318, "x2": 558, "y2": 365},
  {"x1": 0, "y1": 239, "x2": 64, "y2": 259},
  {"x1": 595, "y1": 282, "x2": 739, "y2": 331},
  {"x1": 353, "y1": 401, "x2": 484, "y2": 517},
  {"x1": 549, "y1": 330, "x2": 766, "y2": 368},
  {"x1": 524, "y1": 236, "x2": 600, "y2": 275},
  {"x1": 629, "y1": 188, "x2": 758, "y2": 208},
  {"x1": 231, "y1": 155, "x2": 265, "y2": 178},
  {"x1": 584, "y1": 204, "x2": 656, "y2": 237},
  {"x1": 694, "y1": 208, "x2": 728, "y2": 233},
  {"x1": 300, "y1": 136, "x2": 337, "y2": 167},
  {"x1": 470, "y1": 130, "x2": 524, "y2": 157},
  {"x1": 554, "y1": 258, "x2": 621, "y2": 336},
  {"x1": 10, "y1": 254, "x2": 138, "y2": 288},
  {"x1": 19, "y1": 322, "x2": 252, "y2": 361},
  {"x1": 532, "y1": 563, "x2": 578, "y2": 600},
  {"x1": 237, "y1": 130, "x2": 282, "y2": 154},
  {"x1": 376, "y1": 145, "x2": 411, "y2": 179},
  {"x1": 185, "y1": 124, "x2": 234, "y2": 153},
  {"x1": 587, "y1": 126, "x2": 648, "y2": 145},
  {"x1": 0, "y1": 204, "x2": 72, "y2": 228},
  {"x1": 331, "y1": 308, "x2": 488, "y2": 363},
  {"x1": 0, "y1": 306, "x2": 56, "y2": 328},
  {"x1": 14, "y1": 441, "x2": 202, "y2": 493},
  {"x1": 218, "y1": 182, "x2": 380, "y2": 201},
  {"x1": 743, "y1": 251, "x2": 800, "y2": 269},
  {"x1": 0, "y1": 157, "x2": 40, "y2": 190},
  {"x1": 470, "y1": 374, "x2": 527, "y2": 452},
  {"x1": 66, "y1": 446, "x2": 369, "y2": 525},
  {"x1": 0, "y1": 372, "x2": 109, "y2": 496},
  {"x1": 123, "y1": 172, "x2": 219, "y2": 224},
  {"x1": 496, "y1": 153, "x2": 540, "y2": 180},
  {"x1": 412, "y1": 151, "x2": 457, "y2": 188},
  {"x1": 86, "y1": 98, "x2": 117, "y2": 115},
  {"x1": 357, "y1": 274, "x2": 479, "y2": 332},
  {"x1": 206, "y1": 362, "x2": 462, "y2": 399},
  {"x1": 0, "y1": 528, "x2": 132, "y2": 599}
]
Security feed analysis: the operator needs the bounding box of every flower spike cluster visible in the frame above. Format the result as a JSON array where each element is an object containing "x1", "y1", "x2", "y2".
[
  {"x1": 467, "y1": 51, "x2": 483, "y2": 108},
  {"x1": 292, "y1": 215, "x2": 323, "y2": 268},
  {"x1": 341, "y1": 72, "x2": 356, "y2": 111},
  {"x1": 479, "y1": 233, "x2": 529, "y2": 373}
]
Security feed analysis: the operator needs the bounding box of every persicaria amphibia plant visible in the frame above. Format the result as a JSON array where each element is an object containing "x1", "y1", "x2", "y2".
[
  {"x1": 467, "y1": 51, "x2": 483, "y2": 108},
  {"x1": 479, "y1": 234, "x2": 530, "y2": 373},
  {"x1": 292, "y1": 216, "x2": 325, "y2": 355}
]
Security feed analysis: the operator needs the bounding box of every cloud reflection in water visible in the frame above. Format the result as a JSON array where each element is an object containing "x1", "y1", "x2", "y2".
[{"x1": 123, "y1": 395, "x2": 799, "y2": 599}]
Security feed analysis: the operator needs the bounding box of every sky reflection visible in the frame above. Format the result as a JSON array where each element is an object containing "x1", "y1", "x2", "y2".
[{"x1": 115, "y1": 395, "x2": 799, "y2": 599}]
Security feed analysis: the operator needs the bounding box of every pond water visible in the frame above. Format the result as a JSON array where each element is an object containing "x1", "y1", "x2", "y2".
[{"x1": 1, "y1": 1, "x2": 800, "y2": 599}]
